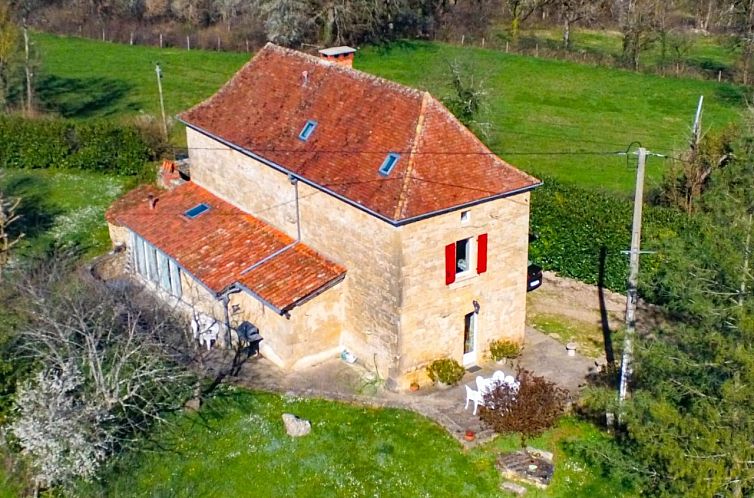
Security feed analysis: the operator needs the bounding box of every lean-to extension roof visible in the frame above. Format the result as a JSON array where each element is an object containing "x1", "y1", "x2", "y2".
[
  {"x1": 179, "y1": 43, "x2": 540, "y2": 224},
  {"x1": 106, "y1": 182, "x2": 345, "y2": 313}
]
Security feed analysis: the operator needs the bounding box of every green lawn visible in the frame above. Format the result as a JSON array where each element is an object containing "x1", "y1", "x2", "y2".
[
  {"x1": 356, "y1": 41, "x2": 743, "y2": 194},
  {"x1": 0, "y1": 168, "x2": 130, "y2": 258},
  {"x1": 34, "y1": 33, "x2": 248, "y2": 141},
  {"x1": 519, "y1": 28, "x2": 736, "y2": 75},
  {"x1": 76, "y1": 388, "x2": 632, "y2": 497},
  {"x1": 32, "y1": 34, "x2": 744, "y2": 194}
]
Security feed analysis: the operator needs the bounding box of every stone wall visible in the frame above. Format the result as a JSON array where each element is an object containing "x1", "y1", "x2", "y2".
[
  {"x1": 229, "y1": 282, "x2": 345, "y2": 369},
  {"x1": 398, "y1": 193, "x2": 531, "y2": 388},
  {"x1": 108, "y1": 223, "x2": 129, "y2": 247},
  {"x1": 187, "y1": 128, "x2": 402, "y2": 377},
  {"x1": 111, "y1": 130, "x2": 533, "y2": 389}
]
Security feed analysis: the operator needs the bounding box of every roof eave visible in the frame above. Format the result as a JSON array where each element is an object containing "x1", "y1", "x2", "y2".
[
  {"x1": 395, "y1": 180, "x2": 543, "y2": 225},
  {"x1": 180, "y1": 120, "x2": 542, "y2": 227},
  {"x1": 281, "y1": 273, "x2": 346, "y2": 313}
]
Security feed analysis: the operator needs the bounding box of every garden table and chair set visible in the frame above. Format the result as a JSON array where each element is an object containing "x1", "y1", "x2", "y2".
[{"x1": 464, "y1": 371, "x2": 519, "y2": 415}]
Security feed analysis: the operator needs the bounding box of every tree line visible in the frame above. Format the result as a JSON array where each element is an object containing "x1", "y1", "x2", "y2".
[{"x1": 3, "y1": 0, "x2": 754, "y2": 65}]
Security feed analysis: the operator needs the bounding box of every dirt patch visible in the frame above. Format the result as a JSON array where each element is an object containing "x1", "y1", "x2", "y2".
[{"x1": 527, "y1": 271, "x2": 666, "y2": 361}]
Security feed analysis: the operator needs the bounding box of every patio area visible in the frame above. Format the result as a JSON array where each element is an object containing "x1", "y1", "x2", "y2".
[{"x1": 201, "y1": 326, "x2": 601, "y2": 446}]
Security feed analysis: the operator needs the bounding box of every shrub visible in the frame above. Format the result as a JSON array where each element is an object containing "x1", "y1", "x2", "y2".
[
  {"x1": 488, "y1": 339, "x2": 521, "y2": 361},
  {"x1": 529, "y1": 178, "x2": 690, "y2": 293},
  {"x1": 479, "y1": 369, "x2": 568, "y2": 445},
  {"x1": 426, "y1": 358, "x2": 465, "y2": 385},
  {"x1": 0, "y1": 115, "x2": 156, "y2": 175}
]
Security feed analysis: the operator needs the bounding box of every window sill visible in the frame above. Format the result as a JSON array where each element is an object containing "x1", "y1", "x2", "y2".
[{"x1": 449, "y1": 272, "x2": 477, "y2": 289}]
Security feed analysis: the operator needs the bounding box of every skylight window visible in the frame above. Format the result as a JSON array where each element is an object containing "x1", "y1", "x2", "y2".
[
  {"x1": 184, "y1": 203, "x2": 210, "y2": 219},
  {"x1": 379, "y1": 153, "x2": 400, "y2": 176},
  {"x1": 298, "y1": 120, "x2": 317, "y2": 141}
]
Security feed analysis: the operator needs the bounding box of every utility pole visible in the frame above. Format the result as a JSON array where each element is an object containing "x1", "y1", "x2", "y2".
[
  {"x1": 155, "y1": 63, "x2": 168, "y2": 140},
  {"x1": 690, "y1": 95, "x2": 704, "y2": 152},
  {"x1": 618, "y1": 146, "x2": 647, "y2": 413}
]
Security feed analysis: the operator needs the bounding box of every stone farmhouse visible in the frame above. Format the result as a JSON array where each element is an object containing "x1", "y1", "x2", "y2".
[{"x1": 106, "y1": 44, "x2": 541, "y2": 389}]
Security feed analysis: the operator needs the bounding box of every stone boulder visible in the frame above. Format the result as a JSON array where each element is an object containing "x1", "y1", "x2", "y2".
[
  {"x1": 282, "y1": 413, "x2": 311, "y2": 437},
  {"x1": 501, "y1": 481, "x2": 527, "y2": 495},
  {"x1": 184, "y1": 396, "x2": 202, "y2": 411}
]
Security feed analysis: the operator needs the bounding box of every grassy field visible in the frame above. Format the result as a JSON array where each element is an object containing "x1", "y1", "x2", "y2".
[
  {"x1": 356, "y1": 41, "x2": 743, "y2": 193},
  {"x1": 518, "y1": 28, "x2": 736, "y2": 74},
  {"x1": 75, "y1": 388, "x2": 632, "y2": 498},
  {"x1": 34, "y1": 33, "x2": 248, "y2": 142},
  {"x1": 32, "y1": 34, "x2": 745, "y2": 194},
  {"x1": 0, "y1": 169, "x2": 130, "y2": 258}
]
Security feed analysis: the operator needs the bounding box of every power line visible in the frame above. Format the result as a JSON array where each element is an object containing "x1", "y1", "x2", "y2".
[{"x1": 169, "y1": 145, "x2": 635, "y2": 157}]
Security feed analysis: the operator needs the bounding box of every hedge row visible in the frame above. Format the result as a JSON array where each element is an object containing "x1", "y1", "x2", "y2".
[
  {"x1": 0, "y1": 116, "x2": 154, "y2": 175},
  {"x1": 529, "y1": 179, "x2": 691, "y2": 293}
]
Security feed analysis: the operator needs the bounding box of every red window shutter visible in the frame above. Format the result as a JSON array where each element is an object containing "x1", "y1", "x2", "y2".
[
  {"x1": 477, "y1": 234, "x2": 488, "y2": 274},
  {"x1": 445, "y1": 243, "x2": 456, "y2": 285}
]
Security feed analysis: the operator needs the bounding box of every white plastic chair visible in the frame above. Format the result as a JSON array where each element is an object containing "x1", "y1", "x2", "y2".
[
  {"x1": 504, "y1": 375, "x2": 515, "y2": 385},
  {"x1": 464, "y1": 385, "x2": 484, "y2": 415},
  {"x1": 492, "y1": 370, "x2": 506, "y2": 383},
  {"x1": 476, "y1": 375, "x2": 489, "y2": 395}
]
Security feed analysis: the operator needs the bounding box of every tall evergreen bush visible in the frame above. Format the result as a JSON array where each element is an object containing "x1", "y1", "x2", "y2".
[
  {"x1": 0, "y1": 116, "x2": 154, "y2": 175},
  {"x1": 529, "y1": 179, "x2": 691, "y2": 293}
]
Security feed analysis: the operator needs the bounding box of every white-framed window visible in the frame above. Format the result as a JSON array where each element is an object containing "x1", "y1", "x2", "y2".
[
  {"x1": 455, "y1": 237, "x2": 473, "y2": 276},
  {"x1": 460, "y1": 210, "x2": 470, "y2": 224},
  {"x1": 445, "y1": 233, "x2": 488, "y2": 285}
]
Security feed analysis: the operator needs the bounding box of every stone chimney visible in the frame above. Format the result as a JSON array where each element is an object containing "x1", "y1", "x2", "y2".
[{"x1": 318, "y1": 46, "x2": 356, "y2": 68}]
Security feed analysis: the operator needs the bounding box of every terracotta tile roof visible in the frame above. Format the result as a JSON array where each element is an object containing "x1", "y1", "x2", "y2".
[
  {"x1": 106, "y1": 183, "x2": 346, "y2": 313},
  {"x1": 179, "y1": 43, "x2": 540, "y2": 224}
]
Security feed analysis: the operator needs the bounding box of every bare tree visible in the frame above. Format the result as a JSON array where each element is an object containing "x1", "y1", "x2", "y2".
[
  {"x1": 506, "y1": 0, "x2": 551, "y2": 42},
  {"x1": 690, "y1": 0, "x2": 719, "y2": 31},
  {"x1": 0, "y1": 177, "x2": 23, "y2": 279},
  {"x1": 170, "y1": 0, "x2": 210, "y2": 26},
  {"x1": 212, "y1": 0, "x2": 243, "y2": 31},
  {"x1": 10, "y1": 0, "x2": 40, "y2": 112},
  {"x1": 728, "y1": 0, "x2": 754, "y2": 84},
  {"x1": 442, "y1": 58, "x2": 492, "y2": 138},
  {"x1": 556, "y1": 0, "x2": 601, "y2": 49},
  {"x1": 667, "y1": 27, "x2": 695, "y2": 75},
  {"x1": 262, "y1": 0, "x2": 312, "y2": 46},
  {"x1": 9, "y1": 260, "x2": 195, "y2": 490},
  {"x1": 619, "y1": 0, "x2": 658, "y2": 70},
  {"x1": 315, "y1": 0, "x2": 405, "y2": 45}
]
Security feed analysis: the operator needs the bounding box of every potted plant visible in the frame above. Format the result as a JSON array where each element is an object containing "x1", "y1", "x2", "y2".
[
  {"x1": 489, "y1": 339, "x2": 521, "y2": 365},
  {"x1": 426, "y1": 358, "x2": 465, "y2": 388},
  {"x1": 464, "y1": 429, "x2": 476, "y2": 442}
]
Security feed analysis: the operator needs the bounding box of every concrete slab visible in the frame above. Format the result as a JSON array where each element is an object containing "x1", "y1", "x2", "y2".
[
  {"x1": 519, "y1": 326, "x2": 600, "y2": 393},
  {"x1": 199, "y1": 325, "x2": 599, "y2": 446}
]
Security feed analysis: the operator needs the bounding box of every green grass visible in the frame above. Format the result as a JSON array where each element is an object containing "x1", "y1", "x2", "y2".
[
  {"x1": 356, "y1": 41, "x2": 744, "y2": 193},
  {"x1": 528, "y1": 313, "x2": 606, "y2": 359},
  {"x1": 78, "y1": 388, "x2": 632, "y2": 497},
  {"x1": 34, "y1": 33, "x2": 249, "y2": 142},
  {"x1": 31, "y1": 34, "x2": 745, "y2": 194},
  {"x1": 0, "y1": 168, "x2": 130, "y2": 258},
  {"x1": 0, "y1": 470, "x2": 21, "y2": 498},
  {"x1": 521, "y1": 28, "x2": 736, "y2": 74}
]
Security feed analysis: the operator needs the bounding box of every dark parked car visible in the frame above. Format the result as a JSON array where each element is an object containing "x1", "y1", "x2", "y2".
[{"x1": 527, "y1": 261, "x2": 543, "y2": 292}]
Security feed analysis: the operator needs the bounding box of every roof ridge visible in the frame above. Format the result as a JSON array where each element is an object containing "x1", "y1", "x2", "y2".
[
  {"x1": 423, "y1": 95, "x2": 541, "y2": 185},
  {"x1": 394, "y1": 92, "x2": 430, "y2": 220},
  {"x1": 263, "y1": 43, "x2": 426, "y2": 100}
]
